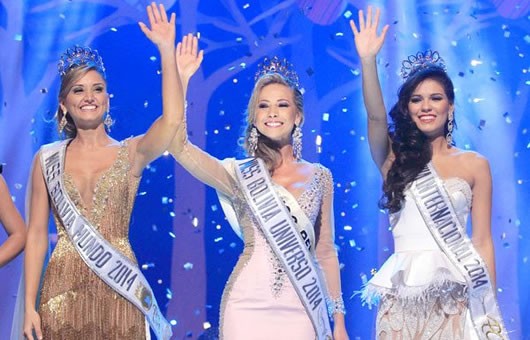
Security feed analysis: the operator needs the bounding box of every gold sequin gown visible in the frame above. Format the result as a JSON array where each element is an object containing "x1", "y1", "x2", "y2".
[{"x1": 38, "y1": 140, "x2": 147, "y2": 339}]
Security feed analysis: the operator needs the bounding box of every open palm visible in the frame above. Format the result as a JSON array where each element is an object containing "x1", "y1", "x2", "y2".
[
  {"x1": 176, "y1": 33, "x2": 204, "y2": 82},
  {"x1": 139, "y1": 2, "x2": 176, "y2": 49},
  {"x1": 350, "y1": 7, "x2": 389, "y2": 59}
]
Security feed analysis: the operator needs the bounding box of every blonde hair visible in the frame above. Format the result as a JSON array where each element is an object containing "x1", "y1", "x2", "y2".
[
  {"x1": 243, "y1": 73, "x2": 304, "y2": 172},
  {"x1": 56, "y1": 65, "x2": 106, "y2": 139}
]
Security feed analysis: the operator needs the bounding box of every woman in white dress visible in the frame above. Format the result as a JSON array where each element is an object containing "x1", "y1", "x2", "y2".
[{"x1": 350, "y1": 7, "x2": 507, "y2": 339}]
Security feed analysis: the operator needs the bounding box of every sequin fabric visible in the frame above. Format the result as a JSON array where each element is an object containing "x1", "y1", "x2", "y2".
[
  {"x1": 38, "y1": 140, "x2": 146, "y2": 339},
  {"x1": 218, "y1": 162, "x2": 337, "y2": 339},
  {"x1": 377, "y1": 282, "x2": 468, "y2": 340},
  {"x1": 268, "y1": 164, "x2": 333, "y2": 297}
]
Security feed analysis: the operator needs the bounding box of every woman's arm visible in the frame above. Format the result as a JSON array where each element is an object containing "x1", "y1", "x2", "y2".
[
  {"x1": 0, "y1": 174, "x2": 26, "y2": 267},
  {"x1": 350, "y1": 7, "x2": 391, "y2": 173},
  {"x1": 130, "y1": 3, "x2": 184, "y2": 176},
  {"x1": 469, "y1": 154, "x2": 496, "y2": 287},
  {"x1": 314, "y1": 167, "x2": 349, "y2": 340},
  {"x1": 23, "y1": 154, "x2": 51, "y2": 340},
  {"x1": 167, "y1": 34, "x2": 235, "y2": 196}
]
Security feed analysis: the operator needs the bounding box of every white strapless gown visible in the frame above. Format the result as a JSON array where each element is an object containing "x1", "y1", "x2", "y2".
[{"x1": 362, "y1": 178, "x2": 480, "y2": 340}]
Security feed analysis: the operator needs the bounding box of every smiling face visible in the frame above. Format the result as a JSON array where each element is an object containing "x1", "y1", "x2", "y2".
[
  {"x1": 60, "y1": 69, "x2": 108, "y2": 131},
  {"x1": 407, "y1": 78, "x2": 454, "y2": 138},
  {"x1": 254, "y1": 83, "x2": 301, "y2": 144}
]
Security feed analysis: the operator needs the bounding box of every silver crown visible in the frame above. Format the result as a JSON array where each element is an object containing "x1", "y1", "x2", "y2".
[
  {"x1": 255, "y1": 56, "x2": 300, "y2": 88},
  {"x1": 400, "y1": 50, "x2": 446, "y2": 80},
  {"x1": 57, "y1": 45, "x2": 106, "y2": 77}
]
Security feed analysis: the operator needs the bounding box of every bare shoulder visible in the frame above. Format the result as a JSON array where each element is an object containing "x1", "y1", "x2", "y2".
[
  {"x1": 126, "y1": 135, "x2": 142, "y2": 150},
  {"x1": 454, "y1": 149, "x2": 490, "y2": 172},
  {"x1": 451, "y1": 149, "x2": 491, "y2": 186},
  {"x1": 31, "y1": 150, "x2": 43, "y2": 173}
]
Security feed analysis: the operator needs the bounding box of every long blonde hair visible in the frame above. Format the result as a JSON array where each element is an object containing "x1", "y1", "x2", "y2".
[
  {"x1": 56, "y1": 65, "x2": 107, "y2": 139},
  {"x1": 243, "y1": 73, "x2": 304, "y2": 172}
]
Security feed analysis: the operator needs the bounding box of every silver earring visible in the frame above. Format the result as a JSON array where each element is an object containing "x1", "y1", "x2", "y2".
[
  {"x1": 248, "y1": 126, "x2": 259, "y2": 157},
  {"x1": 292, "y1": 125, "x2": 302, "y2": 160},
  {"x1": 104, "y1": 111, "x2": 113, "y2": 132},
  {"x1": 58, "y1": 112, "x2": 68, "y2": 134},
  {"x1": 446, "y1": 113, "x2": 454, "y2": 146}
]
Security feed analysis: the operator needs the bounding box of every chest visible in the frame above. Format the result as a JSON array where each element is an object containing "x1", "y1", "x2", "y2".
[
  {"x1": 271, "y1": 167, "x2": 315, "y2": 200},
  {"x1": 431, "y1": 158, "x2": 474, "y2": 188},
  {"x1": 65, "y1": 150, "x2": 119, "y2": 191}
]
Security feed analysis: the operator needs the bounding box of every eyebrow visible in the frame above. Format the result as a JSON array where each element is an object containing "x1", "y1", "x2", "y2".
[
  {"x1": 72, "y1": 82, "x2": 105, "y2": 87},
  {"x1": 258, "y1": 98, "x2": 290, "y2": 102},
  {"x1": 411, "y1": 92, "x2": 444, "y2": 96}
]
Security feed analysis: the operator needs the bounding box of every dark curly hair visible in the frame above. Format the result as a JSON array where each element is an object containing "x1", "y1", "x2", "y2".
[{"x1": 380, "y1": 66, "x2": 455, "y2": 213}]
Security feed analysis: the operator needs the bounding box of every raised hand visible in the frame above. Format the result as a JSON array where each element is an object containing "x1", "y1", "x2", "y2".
[
  {"x1": 139, "y1": 2, "x2": 176, "y2": 51},
  {"x1": 176, "y1": 33, "x2": 204, "y2": 83},
  {"x1": 350, "y1": 6, "x2": 389, "y2": 60}
]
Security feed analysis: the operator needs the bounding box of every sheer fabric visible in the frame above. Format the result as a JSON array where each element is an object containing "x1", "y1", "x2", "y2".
[{"x1": 171, "y1": 124, "x2": 343, "y2": 339}]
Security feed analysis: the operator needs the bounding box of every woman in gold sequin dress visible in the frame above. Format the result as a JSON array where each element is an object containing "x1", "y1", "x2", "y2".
[
  {"x1": 168, "y1": 34, "x2": 349, "y2": 340},
  {"x1": 22, "y1": 4, "x2": 183, "y2": 339}
]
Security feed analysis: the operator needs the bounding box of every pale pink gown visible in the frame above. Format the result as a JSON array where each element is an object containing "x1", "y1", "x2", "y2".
[{"x1": 172, "y1": 125, "x2": 343, "y2": 340}]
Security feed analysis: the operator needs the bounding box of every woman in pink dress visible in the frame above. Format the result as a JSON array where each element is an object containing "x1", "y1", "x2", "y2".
[{"x1": 169, "y1": 34, "x2": 349, "y2": 340}]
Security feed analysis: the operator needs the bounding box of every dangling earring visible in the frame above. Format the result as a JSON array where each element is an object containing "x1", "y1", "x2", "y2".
[
  {"x1": 292, "y1": 125, "x2": 303, "y2": 160},
  {"x1": 58, "y1": 112, "x2": 68, "y2": 134},
  {"x1": 446, "y1": 112, "x2": 454, "y2": 147},
  {"x1": 104, "y1": 111, "x2": 113, "y2": 132},
  {"x1": 248, "y1": 126, "x2": 259, "y2": 157}
]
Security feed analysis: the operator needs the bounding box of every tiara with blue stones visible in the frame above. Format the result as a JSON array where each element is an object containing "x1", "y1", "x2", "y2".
[
  {"x1": 57, "y1": 45, "x2": 106, "y2": 77},
  {"x1": 255, "y1": 56, "x2": 300, "y2": 88},
  {"x1": 400, "y1": 50, "x2": 446, "y2": 80}
]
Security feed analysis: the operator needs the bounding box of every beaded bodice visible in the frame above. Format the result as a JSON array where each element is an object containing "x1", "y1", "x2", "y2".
[
  {"x1": 53, "y1": 140, "x2": 140, "y2": 259},
  {"x1": 228, "y1": 163, "x2": 333, "y2": 297}
]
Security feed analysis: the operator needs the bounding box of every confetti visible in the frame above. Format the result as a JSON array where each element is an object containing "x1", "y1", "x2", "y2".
[
  {"x1": 503, "y1": 112, "x2": 512, "y2": 124},
  {"x1": 142, "y1": 263, "x2": 155, "y2": 270}
]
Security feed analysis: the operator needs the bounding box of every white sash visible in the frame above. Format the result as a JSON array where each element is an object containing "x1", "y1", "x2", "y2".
[
  {"x1": 410, "y1": 162, "x2": 509, "y2": 340},
  {"x1": 40, "y1": 140, "x2": 172, "y2": 340},
  {"x1": 217, "y1": 162, "x2": 315, "y2": 254},
  {"x1": 233, "y1": 158, "x2": 332, "y2": 340}
]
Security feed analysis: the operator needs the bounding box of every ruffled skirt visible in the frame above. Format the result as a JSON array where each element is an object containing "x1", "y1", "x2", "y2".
[{"x1": 361, "y1": 250, "x2": 479, "y2": 340}]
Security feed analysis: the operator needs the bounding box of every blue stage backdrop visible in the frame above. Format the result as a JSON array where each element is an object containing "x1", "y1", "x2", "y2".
[{"x1": 0, "y1": 0, "x2": 528, "y2": 339}]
